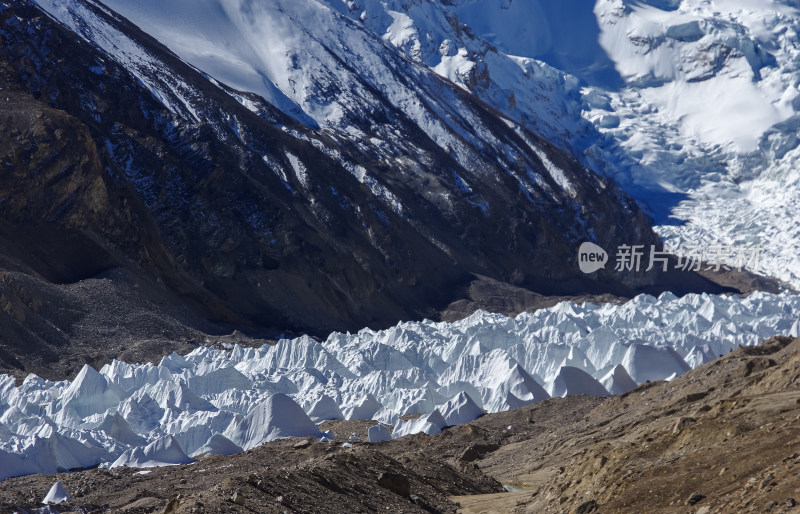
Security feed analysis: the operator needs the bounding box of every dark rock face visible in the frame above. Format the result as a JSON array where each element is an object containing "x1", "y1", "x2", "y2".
[
  {"x1": 377, "y1": 472, "x2": 411, "y2": 497},
  {"x1": 686, "y1": 492, "x2": 706, "y2": 506},
  {"x1": 0, "y1": 1, "x2": 726, "y2": 376}
]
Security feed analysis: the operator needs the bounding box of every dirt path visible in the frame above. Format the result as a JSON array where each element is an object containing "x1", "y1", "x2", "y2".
[
  {"x1": 450, "y1": 468, "x2": 555, "y2": 513},
  {"x1": 450, "y1": 489, "x2": 535, "y2": 514}
]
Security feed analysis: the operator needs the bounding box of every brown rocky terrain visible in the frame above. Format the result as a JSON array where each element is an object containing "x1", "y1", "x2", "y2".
[{"x1": 2, "y1": 335, "x2": 800, "y2": 513}]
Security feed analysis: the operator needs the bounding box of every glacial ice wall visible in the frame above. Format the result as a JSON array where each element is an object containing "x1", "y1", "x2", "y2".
[{"x1": 1, "y1": 291, "x2": 799, "y2": 480}]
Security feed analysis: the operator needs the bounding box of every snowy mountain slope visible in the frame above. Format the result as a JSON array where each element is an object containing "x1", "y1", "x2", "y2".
[
  {"x1": 1, "y1": 291, "x2": 798, "y2": 479},
  {"x1": 1, "y1": 0, "x2": 683, "y2": 351},
  {"x1": 323, "y1": 0, "x2": 608, "y2": 168},
  {"x1": 89, "y1": 0, "x2": 587, "y2": 175},
  {"x1": 26, "y1": 0, "x2": 797, "y2": 297},
  {"x1": 316, "y1": 0, "x2": 800, "y2": 288}
]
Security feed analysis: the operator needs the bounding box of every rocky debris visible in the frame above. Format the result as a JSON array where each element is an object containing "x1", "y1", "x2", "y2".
[
  {"x1": 162, "y1": 496, "x2": 180, "y2": 513},
  {"x1": 684, "y1": 392, "x2": 709, "y2": 403},
  {"x1": 459, "y1": 443, "x2": 500, "y2": 463},
  {"x1": 673, "y1": 416, "x2": 698, "y2": 434},
  {"x1": 593, "y1": 455, "x2": 608, "y2": 471},
  {"x1": 686, "y1": 492, "x2": 706, "y2": 505},
  {"x1": 501, "y1": 336, "x2": 800, "y2": 513},
  {"x1": 574, "y1": 499, "x2": 597, "y2": 513},
  {"x1": 292, "y1": 439, "x2": 312, "y2": 451},
  {"x1": 377, "y1": 472, "x2": 411, "y2": 498},
  {"x1": 2, "y1": 430, "x2": 501, "y2": 512},
  {"x1": 230, "y1": 491, "x2": 245, "y2": 505}
]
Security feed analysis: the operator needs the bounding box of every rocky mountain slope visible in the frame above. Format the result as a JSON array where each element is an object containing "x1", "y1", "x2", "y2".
[
  {"x1": 293, "y1": 0, "x2": 800, "y2": 289},
  {"x1": 3, "y1": 335, "x2": 800, "y2": 513},
  {"x1": 0, "y1": 0, "x2": 738, "y2": 378}
]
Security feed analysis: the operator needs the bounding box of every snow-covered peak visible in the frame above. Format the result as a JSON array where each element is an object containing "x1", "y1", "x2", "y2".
[{"x1": 595, "y1": 0, "x2": 799, "y2": 152}]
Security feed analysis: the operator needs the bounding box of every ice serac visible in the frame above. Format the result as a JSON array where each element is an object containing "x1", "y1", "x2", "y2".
[
  {"x1": 186, "y1": 367, "x2": 251, "y2": 397},
  {"x1": 685, "y1": 345, "x2": 717, "y2": 369},
  {"x1": 368, "y1": 424, "x2": 392, "y2": 443},
  {"x1": 111, "y1": 435, "x2": 194, "y2": 468},
  {"x1": 95, "y1": 412, "x2": 146, "y2": 446},
  {"x1": 392, "y1": 409, "x2": 448, "y2": 438},
  {"x1": 547, "y1": 366, "x2": 609, "y2": 398},
  {"x1": 622, "y1": 344, "x2": 691, "y2": 384},
  {"x1": 225, "y1": 394, "x2": 322, "y2": 450},
  {"x1": 119, "y1": 394, "x2": 164, "y2": 434},
  {"x1": 500, "y1": 364, "x2": 550, "y2": 405},
  {"x1": 306, "y1": 395, "x2": 344, "y2": 423},
  {"x1": 158, "y1": 353, "x2": 191, "y2": 375},
  {"x1": 438, "y1": 392, "x2": 484, "y2": 426},
  {"x1": 158, "y1": 382, "x2": 217, "y2": 413},
  {"x1": 42, "y1": 480, "x2": 71, "y2": 505},
  {"x1": 600, "y1": 364, "x2": 638, "y2": 396},
  {"x1": 0, "y1": 428, "x2": 110, "y2": 481},
  {"x1": 342, "y1": 394, "x2": 383, "y2": 421},
  {"x1": 191, "y1": 434, "x2": 243, "y2": 457},
  {"x1": 1, "y1": 292, "x2": 799, "y2": 481},
  {"x1": 259, "y1": 337, "x2": 352, "y2": 377},
  {"x1": 484, "y1": 391, "x2": 535, "y2": 414},
  {"x1": 61, "y1": 365, "x2": 124, "y2": 418}
]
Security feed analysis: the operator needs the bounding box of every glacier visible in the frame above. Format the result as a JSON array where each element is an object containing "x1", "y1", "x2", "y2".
[{"x1": 1, "y1": 291, "x2": 799, "y2": 481}]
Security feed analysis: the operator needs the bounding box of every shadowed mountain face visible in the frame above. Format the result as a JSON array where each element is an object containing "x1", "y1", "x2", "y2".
[{"x1": 0, "y1": 1, "x2": 729, "y2": 377}]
